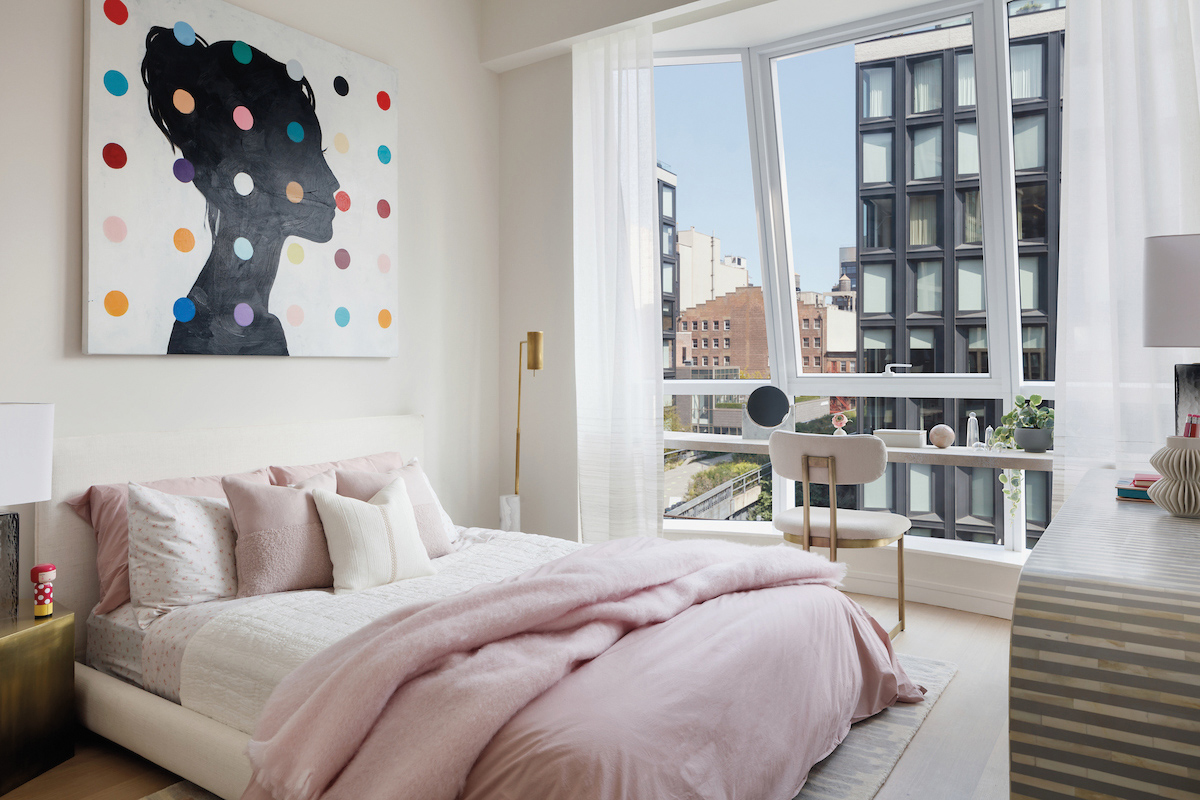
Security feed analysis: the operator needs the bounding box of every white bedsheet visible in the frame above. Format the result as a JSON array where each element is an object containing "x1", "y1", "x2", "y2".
[{"x1": 175, "y1": 530, "x2": 581, "y2": 734}]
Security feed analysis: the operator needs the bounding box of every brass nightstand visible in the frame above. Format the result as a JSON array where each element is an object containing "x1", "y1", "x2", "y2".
[{"x1": 0, "y1": 600, "x2": 75, "y2": 795}]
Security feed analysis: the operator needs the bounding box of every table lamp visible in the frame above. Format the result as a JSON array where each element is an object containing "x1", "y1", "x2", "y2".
[
  {"x1": 1, "y1": 403, "x2": 55, "y2": 615},
  {"x1": 1143, "y1": 235, "x2": 1200, "y2": 516}
]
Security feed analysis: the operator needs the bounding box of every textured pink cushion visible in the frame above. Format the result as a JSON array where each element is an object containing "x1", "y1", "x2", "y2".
[
  {"x1": 336, "y1": 462, "x2": 455, "y2": 559},
  {"x1": 268, "y1": 452, "x2": 410, "y2": 487},
  {"x1": 67, "y1": 469, "x2": 271, "y2": 616},
  {"x1": 224, "y1": 471, "x2": 337, "y2": 598}
]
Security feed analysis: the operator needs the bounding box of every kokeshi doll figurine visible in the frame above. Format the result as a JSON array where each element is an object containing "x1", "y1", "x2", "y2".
[{"x1": 31, "y1": 563, "x2": 56, "y2": 617}]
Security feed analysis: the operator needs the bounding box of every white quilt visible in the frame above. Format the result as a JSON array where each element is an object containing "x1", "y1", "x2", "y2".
[{"x1": 174, "y1": 530, "x2": 581, "y2": 735}]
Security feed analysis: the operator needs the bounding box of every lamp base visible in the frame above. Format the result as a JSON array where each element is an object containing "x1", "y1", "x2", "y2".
[
  {"x1": 500, "y1": 494, "x2": 521, "y2": 532},
  {"x1": 1148, "y1": 437, "x2": 1200, "y2": 518},
  {"x1": 1, "y1": 513, "x2": 17, "y2": 619}
]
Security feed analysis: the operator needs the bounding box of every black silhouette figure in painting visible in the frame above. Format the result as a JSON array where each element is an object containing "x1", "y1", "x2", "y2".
[{"x1": 142, "y1": 26, "x2": 339, "y2": 355}]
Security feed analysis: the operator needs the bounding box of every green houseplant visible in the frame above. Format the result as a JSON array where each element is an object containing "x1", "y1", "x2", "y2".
[{"x1": 995, "y1": 394, "x2": 1054, "y2": 514}]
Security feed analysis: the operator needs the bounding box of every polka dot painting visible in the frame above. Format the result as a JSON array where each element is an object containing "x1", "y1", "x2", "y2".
[{"x1": 87, "y1": 2, "x2": 399, "y2": 357}]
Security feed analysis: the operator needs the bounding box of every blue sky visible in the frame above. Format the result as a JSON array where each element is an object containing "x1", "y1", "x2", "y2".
[{"x1": 654, "y1": 45, "x2": 857, "y2": 292}]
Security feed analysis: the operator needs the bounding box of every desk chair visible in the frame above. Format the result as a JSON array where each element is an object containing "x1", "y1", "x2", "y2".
[{"x1": 768, "y1": 430, "x2": 910, "y2": 638}]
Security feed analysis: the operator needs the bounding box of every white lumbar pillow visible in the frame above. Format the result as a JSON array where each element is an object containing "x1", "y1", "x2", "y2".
[{"x1": 313, "y1": 478, "x2": 435, "y2": 593}]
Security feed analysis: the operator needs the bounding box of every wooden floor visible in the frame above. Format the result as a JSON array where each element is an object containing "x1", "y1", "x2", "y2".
[{"x1": 1, "y1": 595, "x2": 1011, "y2": 800}]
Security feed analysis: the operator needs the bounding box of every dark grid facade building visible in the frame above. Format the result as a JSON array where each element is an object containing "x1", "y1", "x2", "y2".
[
  {"x1": 850, "y1": 9, "x2": 1063, "y2": 545},
  {"x1": 660, "y1": 166, "x2": 678, "y2": 380}
]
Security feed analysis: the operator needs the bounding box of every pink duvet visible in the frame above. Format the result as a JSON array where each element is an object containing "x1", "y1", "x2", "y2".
[{"x1": 244, "y1": 537, "x2": 922, "y2": 800}]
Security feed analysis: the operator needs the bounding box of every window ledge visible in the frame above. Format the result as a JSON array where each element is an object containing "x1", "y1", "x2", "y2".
[{"x1": 661, "y1": 518, "x2": 1029, "y2": 567}]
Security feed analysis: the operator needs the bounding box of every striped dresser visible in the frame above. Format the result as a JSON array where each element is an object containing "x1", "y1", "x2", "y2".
[{"x1": 1010, "y1": 467, "x2": 1200, "y2": 800}]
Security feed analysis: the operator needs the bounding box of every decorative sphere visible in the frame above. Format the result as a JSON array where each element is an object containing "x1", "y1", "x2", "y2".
[{"x1": 929, "y1": 424, "x2": 956, "y2": 448}]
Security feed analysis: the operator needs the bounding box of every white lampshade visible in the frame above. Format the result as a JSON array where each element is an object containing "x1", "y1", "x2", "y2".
[
  {"x1": 0, "y1": 403, "x2": 54, "y2": 506},
  {"x1": 1144, "y1": 234, "x2": 1200, "y2": 347}
]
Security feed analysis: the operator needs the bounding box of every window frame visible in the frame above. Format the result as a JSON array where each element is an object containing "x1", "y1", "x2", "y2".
[{"x1": 657, "y1": 2, "x2": 1052, "y2": 550}]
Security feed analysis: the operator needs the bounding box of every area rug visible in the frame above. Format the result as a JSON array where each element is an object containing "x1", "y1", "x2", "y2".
[
  {"x1": 143, "y1": 654, "x2": 955, "y2": 800},
  {"x1": 795, "y1": 653, "x2": 958, "y2": 800}
]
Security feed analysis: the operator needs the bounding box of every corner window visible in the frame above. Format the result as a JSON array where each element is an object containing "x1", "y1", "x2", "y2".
[{"x1": 862, "y1": 65, "x2": 893, "y2": 118}]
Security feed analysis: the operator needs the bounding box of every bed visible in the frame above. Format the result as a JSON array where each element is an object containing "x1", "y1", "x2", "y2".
[{"x1": 38, "y1": 415, "x2": 920, "y2": 800}]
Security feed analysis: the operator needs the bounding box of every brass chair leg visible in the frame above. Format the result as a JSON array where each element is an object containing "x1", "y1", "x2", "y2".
[{"x1": 888, "y1": 535, "x2": 906, "y2": 640}]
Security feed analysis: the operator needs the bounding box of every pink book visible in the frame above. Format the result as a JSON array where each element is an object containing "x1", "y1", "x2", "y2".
[{"x1": 1132, "y1": 473, "x2": 1161, "y2": 488}]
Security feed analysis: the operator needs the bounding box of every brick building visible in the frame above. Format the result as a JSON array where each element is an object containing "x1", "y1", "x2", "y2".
[{"x1": 678, "y1": 286, "x2": 835, "y2": 378}]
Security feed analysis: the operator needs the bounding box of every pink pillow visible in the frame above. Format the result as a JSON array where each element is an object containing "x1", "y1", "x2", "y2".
[
  {"x1": 336, "y1": 462, "x2": 455, "y2": 559},
  {"x1": 268, "y1": 451, "x2": 409, "y2": 486},
  {"x1": 223, "y1": 471, "x2": 337, "y2": 598},
  {"x1": 67, "y1": 468, "x2": 271, "y2": 615}
]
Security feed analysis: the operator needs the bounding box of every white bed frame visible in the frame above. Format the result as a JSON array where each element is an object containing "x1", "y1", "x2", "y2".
[{"x1": 37, "y1": 415, "x2": 427, "y2": 800}]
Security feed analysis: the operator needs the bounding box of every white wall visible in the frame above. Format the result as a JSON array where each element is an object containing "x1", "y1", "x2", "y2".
[
  {"x1": 497, "y1": 54, "x2": 578, "y2": 540},
  {"x1": 0, "y1": 0, "x2": 501, "y2": 596}
]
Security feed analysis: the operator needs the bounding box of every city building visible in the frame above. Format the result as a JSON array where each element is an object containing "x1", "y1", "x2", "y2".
[
  {"x1": 659, "y1": 164, "x2": 679, "y2": 379},
  {"x1": 676, "y1": 229, "x2": 750, "y2": 311},
  {"x1": 852, "y1": 8, "x2": 1063, "y2": 544}
]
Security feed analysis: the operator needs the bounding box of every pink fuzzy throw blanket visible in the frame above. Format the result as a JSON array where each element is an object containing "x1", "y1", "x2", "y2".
[{"x1": 243, "y1": 537, "x2": 847, "y2": 800}]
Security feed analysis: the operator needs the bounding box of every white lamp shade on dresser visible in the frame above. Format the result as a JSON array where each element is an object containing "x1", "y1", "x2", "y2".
[
  {"x1": 0, "y1": 403, "x2": 55, "y2": 506},
  {"x1": 1144, "y1": 234, "x2": 1200, "y2": 347}
]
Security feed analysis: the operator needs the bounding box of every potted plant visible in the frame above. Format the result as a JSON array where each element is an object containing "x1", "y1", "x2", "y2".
[
  {"x1": 993, "y1": 394, "x2": 1054, "y2": 453},
  {"x1": 993, "y1": 395, "x2": 1053, "y2": 516}
]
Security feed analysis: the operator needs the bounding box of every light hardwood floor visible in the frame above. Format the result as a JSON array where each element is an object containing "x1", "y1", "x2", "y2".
[{"x1": 0, "y1": 595, "x2": 1011, "y2": 800}]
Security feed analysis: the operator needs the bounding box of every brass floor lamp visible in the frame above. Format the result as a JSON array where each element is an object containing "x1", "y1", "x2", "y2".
[{"x1": 515, "y1": 331, "x2": 544, "y2": 494}]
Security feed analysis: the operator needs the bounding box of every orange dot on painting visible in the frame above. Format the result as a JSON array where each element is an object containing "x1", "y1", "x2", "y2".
[
  {"x1": 173, "y1": 89, "x2": 195, "y2": 114},
  {"x1": 104, "y1": 290, "x2": 129, "y2": 317},
  {"x1": 286, "y1": 181, "x2": 304, "y2": 203},
  {"x1": 173, "y1": 228, "x2": 195, "y2": 252},
  {"x1": 335, "y1": 191, "x2": 351, "y2": 212},
  {"x1": 378, "y1": 309, "x2": 392, "y2": 329}
]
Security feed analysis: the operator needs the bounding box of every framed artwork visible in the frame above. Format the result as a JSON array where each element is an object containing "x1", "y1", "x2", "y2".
[
  {"x1": 1176, "y1": 364, "x2": 1200, "y2": 436},
  {"x1": 85, "y1": 0, "x2": 400, "y2": 356}
]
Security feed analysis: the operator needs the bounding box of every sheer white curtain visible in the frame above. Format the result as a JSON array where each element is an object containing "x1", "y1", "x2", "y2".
[
  {"x1": 1009, "y1": 43, "x2": 1044, "y2": 100},
  {"x1": 573, "y1": 25, "x2": 663, "y2": 543},
  {"x1": 1057, "y1": 0, "x2": 1200, "y2": 488}
]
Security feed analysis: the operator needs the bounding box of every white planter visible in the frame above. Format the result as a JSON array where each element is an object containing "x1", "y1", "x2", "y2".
[{"x1": 1148, "y1": 436, "x2": 1200, "y2": 518}]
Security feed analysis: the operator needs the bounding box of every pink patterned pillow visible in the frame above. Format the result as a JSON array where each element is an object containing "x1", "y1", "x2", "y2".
[
  {"x1": 223, "y1": 470, "x2": 337, "y2": 598},
  {"x1": 127, "y1": 483, "x2": 239, "y2": 629},
  {"x1": 67, "y1": 468, "x2": 271, "y2": 616},
  {"x1": 268, "y1": 451, "x2": 409, "y2": 486},
  {"x1": 335, "y1": 461, "x2": 455, "y2": 559}
]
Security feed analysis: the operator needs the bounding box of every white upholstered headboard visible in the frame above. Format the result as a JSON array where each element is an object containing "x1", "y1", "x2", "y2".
[{"x1": 35, "y1": 414, "x2": 424, "y2": 656}]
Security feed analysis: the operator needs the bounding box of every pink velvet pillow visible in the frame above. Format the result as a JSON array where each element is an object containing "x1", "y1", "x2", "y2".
[
  {"x1": 336, "y1": 462, "x2": 455, "y2": 559},
  {"x1": 67, "y1": 468, "x2": 272, "y2": 615},
  {"x1": 268, "y1": 451, "x2": 410, "y2": 486},
  {"x1": 223, "y1": 471, "x2": 336, "y2": 598}
]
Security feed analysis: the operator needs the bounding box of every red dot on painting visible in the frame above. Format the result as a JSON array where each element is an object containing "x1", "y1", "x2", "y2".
[
  {"x1": 335, "y1": 191, "x2": 351, "y2": 212},
  {"x1": 377, "y1": 199, "x2": 390, "y2": 219},
  {"x1": 103, "y1": 0, "x2": 129, "y2": 24},
  {"x1": 377, "y1": 91, "x2": 391, "y2": 111},
  {"x1": 102, "y1": 143, "x2": 127, "y2": 169}
]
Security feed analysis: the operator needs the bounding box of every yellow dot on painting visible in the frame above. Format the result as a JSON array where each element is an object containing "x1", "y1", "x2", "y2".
[
  {"x1": 287, "y1": 243, "x2": 304, "y2": 264},
  {"x1": 333, "y1": 132, "x2": 349, "y2": 154},
  {"x1": 285, "y1": 181, "x2": 304, "y2": 203},
  {"x1": 104, "y1": 290, "x2": 129, "y2": 317},
  {"x1": 378, "y1": 309, "x2": 392, "y2": 329},
  {"x1": 173, "y1": 89, "x2": 195, "y2": 114},
  {"x1": 173, "y1": 228, "x2": 195, "y2": 252}
]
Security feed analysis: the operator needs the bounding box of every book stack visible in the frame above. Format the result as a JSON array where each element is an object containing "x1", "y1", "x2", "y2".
[{"x1": 1116, "y1": 473, "x2": 1161, "y2": 503}]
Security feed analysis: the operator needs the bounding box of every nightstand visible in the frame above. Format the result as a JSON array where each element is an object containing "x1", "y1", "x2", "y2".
[{"x1": 0, "y1": 600, "x2": 75, "y2": 795}]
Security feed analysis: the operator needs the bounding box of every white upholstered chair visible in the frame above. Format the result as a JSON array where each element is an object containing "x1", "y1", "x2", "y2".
[{"x1": 768, "y1": 430, "x2": 909, "y2": 638}]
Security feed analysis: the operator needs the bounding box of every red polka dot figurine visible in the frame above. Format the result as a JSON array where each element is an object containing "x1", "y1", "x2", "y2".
[{"x1": 31, "y1": 563, "x2": 56, "y2": 617}]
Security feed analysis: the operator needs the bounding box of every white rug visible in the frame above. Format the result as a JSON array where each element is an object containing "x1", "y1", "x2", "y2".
[
  {"x1": 143, "y1": 654, "x2": 956, "y2": 800},
  {"x1": 796, "y1": 653, "x2": 958, "y2": 800}
]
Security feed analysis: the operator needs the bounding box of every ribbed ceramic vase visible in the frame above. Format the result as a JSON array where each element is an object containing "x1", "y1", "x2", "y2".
[{"x1": 1148, "y1": 437, "x2": 1200, "y2": 518}]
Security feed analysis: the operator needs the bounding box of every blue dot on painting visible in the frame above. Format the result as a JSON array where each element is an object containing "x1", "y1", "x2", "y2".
[
  {"x1": 173, "y1": 297, "x2": 196, "y2": 323},
  {"x1": 173, "y1": 21, "x2": 196, "y2": 46},
  {"x1": 234, "y1": 237, "x2": 254, "y2": 260},
  {"x1": 335, "y1": 307, "x2": 350, "y2": 327},
  {"x1": 231, "y1": 41, "x2": 252, "y2": 64},
  {"x1": 103, "y1": 70, "x2": 128, "y2": 96},
  {"x1": 287, "y1": 122, "x2": 304, "y2": 143},
  {"x1": 377, "y1": 145, "x2": 391, "y2": 164}
]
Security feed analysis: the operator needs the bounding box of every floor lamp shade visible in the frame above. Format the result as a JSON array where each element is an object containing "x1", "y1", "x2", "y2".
[
  {"x1": 0, "y1": 403, "x2": 55, "y2": 506},
  {"x1": 1144, "y1": 234, "x2": 1200, "y2": 347}
]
